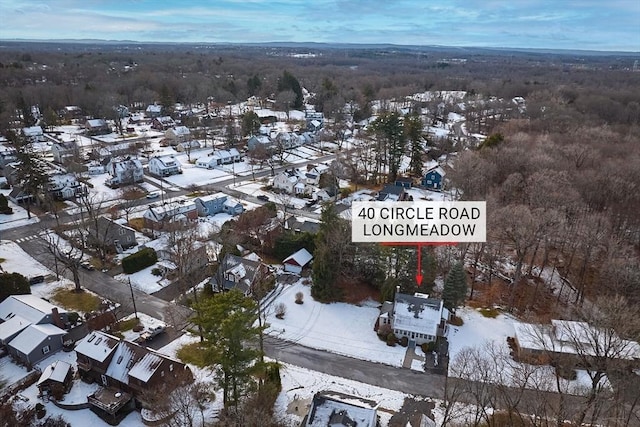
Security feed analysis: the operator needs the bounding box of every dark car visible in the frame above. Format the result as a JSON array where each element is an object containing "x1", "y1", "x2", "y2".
[
  {"x1": 28, "y1": 275, "x2": 45, "y2": 285},
  {"x1": 257, "y1": 195, "x2": 269, "y2": 202}
]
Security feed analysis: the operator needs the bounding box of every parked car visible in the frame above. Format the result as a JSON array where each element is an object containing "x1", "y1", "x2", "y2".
[
  {"x1": 140, "y1": 325, "x2": 166, "y2": 341},
  {"x1": 80, "y1": 260, "x2": 95, "y2": 271},
  {"x1": 28, "y1": 275, "x2": 45, "y2": 285},
  {"x1": 146, "y1": 191, "x2": 160, "y2": 199},
  {"x1": 257, "y1": 194, "x2": 269, "y2": 202}
]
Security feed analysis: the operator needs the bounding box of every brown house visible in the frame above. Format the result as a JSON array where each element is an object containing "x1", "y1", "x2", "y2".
[{"x1": 75, "y1": 331, "x2": 193, "y2": 416}]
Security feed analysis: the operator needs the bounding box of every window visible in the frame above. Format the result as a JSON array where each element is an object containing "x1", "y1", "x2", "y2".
[
  {"x1": 87, "y1": 335, "x2": 95, "y2": 343},
  {"x1": 101, "y1": 375, "x2": 108, "y2": 386},
  {"x1": 161, "y1": 371, "x2": 165, "y2": 377},
  {"x1": 119, "y1": 229, "x2": 125, "y2": 235},
  {"x1": 95, "y1": 338, "x2": 102, "y2": 345},
  {"x1": 117, "y1": 356, "x2": 123, "y2": 364},
  {"x1": 427, "y1": 180, "x2": 432, "y2": 184},
  {"x1": 42, "y1": 345, "x2": 50, "y2": 354},
  {"x1": 170, "y1": 364, "x2": 174, "y2": 372}
]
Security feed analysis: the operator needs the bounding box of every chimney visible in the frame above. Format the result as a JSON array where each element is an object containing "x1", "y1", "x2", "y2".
[{"x1": 51, "y1": 307, "x2": 65, "y2": 329}]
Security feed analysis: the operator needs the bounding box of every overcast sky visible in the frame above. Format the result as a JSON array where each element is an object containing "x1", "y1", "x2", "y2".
[{"x1": 1, "y1": 0, "x2": 638, "y2": 51}]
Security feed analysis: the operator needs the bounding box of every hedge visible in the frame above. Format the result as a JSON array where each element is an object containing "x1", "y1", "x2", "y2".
[{"x1": 122, "y1": 247, "x2": 158, "y2": 274}]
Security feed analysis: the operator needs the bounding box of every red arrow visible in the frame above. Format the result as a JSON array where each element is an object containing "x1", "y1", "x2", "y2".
[{"x1": 416, "y1": 244, "x2": 423, "y2": 286}]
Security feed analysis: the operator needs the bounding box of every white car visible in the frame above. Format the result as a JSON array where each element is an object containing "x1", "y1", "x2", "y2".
[{"x1": 146, "y1": 191, "x2": 160, "y2": 199}]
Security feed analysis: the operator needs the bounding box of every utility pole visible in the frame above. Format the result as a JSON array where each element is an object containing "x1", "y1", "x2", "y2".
[{"x1": 128, "y1": 278, "x2": 138, "y2": 320}]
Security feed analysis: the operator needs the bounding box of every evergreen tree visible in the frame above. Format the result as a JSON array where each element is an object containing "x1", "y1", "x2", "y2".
[
  {"x1": 0, "y1": 272, "x2": 30, "y2": 303},
  {"x1": 247, "y1": 74, "x2": 262, "y2": 97},
  {"x1": 442, "y1": 262, "x2": 467, "y2": 312},
  {"x1": 404, "y1": 113, "x2": 425, "y2": 177},
  {"x1": 277, "y1": 70, "x2": 303, "y2": 109},
  {"x1": 371, "y1": 112, "x2": 405, "y2": 182},
  {"x1": 241, "y1": 111, "x2": 261, "y2": 137},
  {"x1": 311, "y1": 203, "x2": 351, "y2": 301},
  {"x1": 193, "y1": 290, "x2": 263, "y2": 409},
  {"x1": 9, "y1": 132, "x2": 48, "y2": 218}
]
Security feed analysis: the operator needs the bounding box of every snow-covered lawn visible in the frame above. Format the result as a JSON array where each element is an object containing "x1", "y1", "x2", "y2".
[
  {"x1": 115, "y1": 265, "x2": 168, "y2": 294},
  {"x1": 0, "y1": 240, "x2": 52, "y2": 278},
  {"x1": 446, "y1": 307, "x2": 609, "y2": 395},
  {"x1": 265, "y1": 281, "x2": 406, "y2": 367},
  {"x1": 0, "y1": 189, "x2": 40, "y2": 230}
]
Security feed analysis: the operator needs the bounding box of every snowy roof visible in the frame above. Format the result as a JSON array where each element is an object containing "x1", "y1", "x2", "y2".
[
  {"x1": 37, "y1": 360, "x2": 72, "y2": 386},
  {"x1": 146, "y1": 104, "x2": 162, "y2": 113},
  {"x1": 75, "y1": 331, "x2": 120, "y2": 363},
  {"x1": 223, "y1": 198, "x2": 241, "y2": 208},
  {"x1": 0, "y1": 295, "x2": 66, "y2": 324},
  {"x1": 393, "y1": 293, "x2": 444, "y2": 337},
  {"x1": 425, "y1": 165, "x2": 446, "y2": 177},
  {"x1": 196, "y1": 192, "x2": 227, "y2": 203},
  {"x1": 283, "y1": 248, "x2": 313, "y2": 268},
  {"x1": 106, "y1": 341, "x2": 141, "y2": 385},
  {"x1": 0, "y1": 315, "x2": 32, "y2": 342},
  {"x1": 305, "y1": 392, "x2": 377, "y2": 427},
  {"x1": 9, "y1": 323, "x2": 66, "y2": 354},
  {"x1": 86, "y1": 119, "x2": 108, "y2": 127},
  {"x1": 151, "y1": 155, "x2": 179, "y2": 167},
  {"x1": 170, "y1": 126, "x2": 190, "y2": 136},
  {"x1": 128, "y1": 352, "x2": 164, "y2": 383},
  {"x1": 22, "y1": 126, "x2": 43, "y2": 136}
]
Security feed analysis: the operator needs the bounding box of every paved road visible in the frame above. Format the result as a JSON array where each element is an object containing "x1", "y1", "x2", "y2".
[
  {"x1": 15, "y1": 235, "x2": 193, "y2": 329},
  {"x1": 264, "y1": 336, "x2": 446, "y2": 398}
]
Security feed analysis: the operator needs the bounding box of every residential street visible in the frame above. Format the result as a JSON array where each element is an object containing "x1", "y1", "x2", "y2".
[{"x1": 264, "y1": 336, "x2": 447, "y2": 398}]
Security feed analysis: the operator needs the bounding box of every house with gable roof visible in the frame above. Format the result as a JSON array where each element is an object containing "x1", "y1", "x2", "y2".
[
  {"x1": 283, "y1": 248, "x2": 313, "y2": 274},
  {"x1": 143, "y1": 200, "x2": 198, "y2": 230},
  {"x1": 75, "y1": 330, "x2": 193, "y2": 423},
  {"x1": 85, "y1": 119, "x2": 111, "y2": 136},
  {"x1": 7, "y1": 323, "x2": 67, "y2": 367},
  {"x1": 148, "y1": 155, "x2": 182, "y2": 177},
  {"x1": 303, "y1": 391, "x2": 378, "y2": 427},
  {"x1": 51, "y1": 140, "x2": 79, "y2": 164},
  {"x1": 211, "y1": 253, "x2": 270, "y2": 296},
  {"x1": 194, "y1": 192, "x2": 243, "y2": 217},
  {"x1": 379, "y1": 291, "x2": 449, "y2": 345},
  {"x1": 165, "y1": 126, "x2": 191, "y2": 145},
  {"x1": 422, "y1": 165, "x2": 445, "y2": 190},
  {"x1": 0, "y1": 295, "x2": 68, "y2": 347},
  {"x1": 106, "y1": 158, "x2": 143, "y2": 188},
  {"x1": 22, "y1": 126, "x2": 45, "y2": 143},
  {"x1": 145, "y1": 104, "x2": 162, "y2": 118},
  {"x1": 151, "y1": 116, "x2": 176, "y2": 131},
  {"x1": 47, "y1": 173, "x2": 86, "y2": 200}
]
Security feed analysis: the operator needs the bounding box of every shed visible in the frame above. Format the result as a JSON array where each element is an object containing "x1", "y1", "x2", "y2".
[
  {"x1": 283, "y1": 248, "x2": 313, "y2": 274},
  {"x1": 37, "y1": 360, "x2": 73, "y2": 398}
]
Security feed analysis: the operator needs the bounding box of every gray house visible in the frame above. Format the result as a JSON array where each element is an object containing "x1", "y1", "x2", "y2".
[
  {"x1": 0, "y1": 295, "x2": 68, "y2": 346},
  {"x1": 88, "y1": 217, "x2": 138, "y2": 253},
  {"x1": 51, "y1": 140, "x2": 79, "y2": 164},
  {"x1": 211, "y1": 254, "x2": 268, "y2": 295},
  {"x1": 7, "y1": 323, "x2": 67, "y2": 367},
  {"x1": 194, "y1": 192, "x2": 243, "y2": 217}
]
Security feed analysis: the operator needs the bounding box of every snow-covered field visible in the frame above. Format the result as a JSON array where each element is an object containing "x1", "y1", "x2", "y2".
[{"x1": 265, "y1": 281, "x2": 407, "y2": 367}]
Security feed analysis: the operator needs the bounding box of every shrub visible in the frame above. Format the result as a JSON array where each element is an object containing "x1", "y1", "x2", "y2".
[
  {"x1": 448, "y1": 315, "x2": 464, "y2": 326},
  {"x1": 295, "y1": 291, "x2": 304, "y2": 304},
  {"x1": 67, "y1": 312, "x2": 80, "y2": 325},
  {"x1": 377, "y1": 324, "x2": 391, "y2": 341},
  {"x1": 0, "y1": 194, "x2": 13, "y2": 214},
  {"x1": 399, "y1": 336, "x2": 408, "y2": 347},
  {"x1": 122, "y1": 247, "x2": 157, "y2": 274},
  {"x1": 151, "y1": 267, "x2": 162, "y2": 276},
  {"x1": 386, "y1": 333, "x2": 397, "y2": 346},
  {"x1": 421, "y1": 341, "x2": 437, "y2": 353},
  {"x1": 275, "y1": 302, "x2": 286, "y2": 319},
  {"x1": 0, "y1": 272, "x2": 30, "y2": 303},
  {"x1": 478, "y1": 307, "x2": 500, "y2": 318}
]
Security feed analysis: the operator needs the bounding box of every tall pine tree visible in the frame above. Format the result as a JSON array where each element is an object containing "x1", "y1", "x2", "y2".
[{"x1": 442, "y1": 262, "x2": 467, "y2": 312}]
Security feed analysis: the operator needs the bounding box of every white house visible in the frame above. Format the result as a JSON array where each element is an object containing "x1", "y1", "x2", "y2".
[
  {"x1": 165, "y1": 126, "x2": 191, "y2": 144},
  {"x1": 106, "y1": 158, "x2": 144, "y2": 187},
  {"x1": 196, "y1": 156, "x2": 218, "y2": 169},
  {"x1": 47, "y1": 174, "x2": 86, "y2": 200},
  {"x1": 273, "y1": 169, "x2": 304, "y2": 194},
  {"x1": 148, "y1": 155, "x2": 181, "y2": 177},
  {"x1": 283, "y1": 248, "x2": 313, "y2": 274},
  {"x1": 175, "y1": 140, "x2": 201, "y2": 152},
  {"x1": 379, "y1": 292, "x2": 449, "y2": 345}
]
